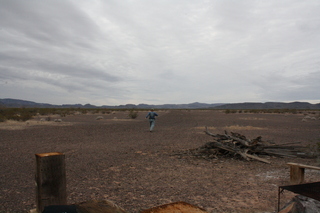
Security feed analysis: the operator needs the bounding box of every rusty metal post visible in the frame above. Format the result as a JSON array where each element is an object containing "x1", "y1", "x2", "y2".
[{"x1": 35, "y1": 152, "x2": 67, "y2": 213}]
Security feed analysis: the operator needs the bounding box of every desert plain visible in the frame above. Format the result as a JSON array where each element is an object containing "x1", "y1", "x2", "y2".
[{"x1": 1, "y1": 109, "x2": 320, "y2": 213}]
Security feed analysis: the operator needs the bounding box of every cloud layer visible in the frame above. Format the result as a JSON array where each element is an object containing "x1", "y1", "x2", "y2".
[{"x1": 1, "y1": 0, "x2": 319, "y2": 105}]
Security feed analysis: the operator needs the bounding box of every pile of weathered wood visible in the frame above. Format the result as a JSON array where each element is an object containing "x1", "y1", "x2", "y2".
[{"x1": 179, "y1": 127, "x2": 316, "y2": 164}]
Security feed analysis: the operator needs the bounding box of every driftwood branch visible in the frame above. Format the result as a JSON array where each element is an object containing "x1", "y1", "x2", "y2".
[
  {"x1": 224, "y1": 130, "x2": 253, "y2": 147},
  {"x1": 245, "y1": 153, "x2": 271, "y2": 164},
  {"x1": 202, "y1": 126, "x2": 310, "y2": 163}
]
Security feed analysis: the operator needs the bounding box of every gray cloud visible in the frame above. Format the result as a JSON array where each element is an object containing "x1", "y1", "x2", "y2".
[
  {"x1": 0, "y1": 0, "x2": 100, "y2": 44},
  {"x1": 0, "y1": 0, "x2": 319, "y2": 105},
  {"x1": 253, "y1": 70, "x2": 320, "y2": 102}
]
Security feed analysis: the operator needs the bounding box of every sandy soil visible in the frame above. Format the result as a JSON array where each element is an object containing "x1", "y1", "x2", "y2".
[{"x1": 1, "y1": 110, "x2": 320, "y2": 213}]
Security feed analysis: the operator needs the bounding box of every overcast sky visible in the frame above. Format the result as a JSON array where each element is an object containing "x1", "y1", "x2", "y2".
[{"x1": 0, "y1": 0, "x2": 319, "y2": 106}]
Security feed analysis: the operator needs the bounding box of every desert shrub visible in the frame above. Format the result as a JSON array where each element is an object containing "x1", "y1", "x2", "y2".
[
  {"x1": 38, "y1": 108, "x2": 50, "y2": 115},
  {"x1": 101, "y1": 110, "x2": 111, "y2": 114},
  {"x1": 128, "y1": 110, "x2": 138, "y2": 119},
  {"x1": 81, "y1": 109, "x2": 87, "y2": 114},
  {"x1": 0, "y1": 108, "x2": 35, "y2": 121},
  {"x1": 19, "y1": 108, "x2": 36, "y2": 121},
  {"x1": 0, "y1": 114, "x2": 6, "y2": 122},
  {"x1": 223, "y1": 108, "x2": 312, "y2": 114},
  {"x1": 225, "y1": 109, "x2": 237, "y2": 114},
  {"x1": 19, "y1": 111, "x2": 33, "y2": 121},
  {"x1": 290, "y1": 109, "x2": 298, "y2": 114}
]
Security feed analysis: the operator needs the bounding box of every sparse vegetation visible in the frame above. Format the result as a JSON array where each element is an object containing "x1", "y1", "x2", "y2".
[
  {"x1": 0, "y1": 108, "x2": 35, "y2": 122},
  {"x1": 128, "y1": 110, "x2": 138, "y2": 119},
  {"x1": 223, "y1": 108, "x2": 316, "y2": 114},
  {"x1": 225, "y1": 109, "x2": 237, "y2": 114},
  {"x1": 0, "y1": 114, "x2": 6, "y2": 122},
  {"x1": 0, "y1": 107, "x2": 318, "y2": 122},
  {"x1": 0, "y1": 107, "x2": 146, "y2": 122}
]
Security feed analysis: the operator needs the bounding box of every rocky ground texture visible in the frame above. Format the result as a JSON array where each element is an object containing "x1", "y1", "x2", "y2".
[{"x1": 1, "y1": 110, "x2": 320, "y2": 213}]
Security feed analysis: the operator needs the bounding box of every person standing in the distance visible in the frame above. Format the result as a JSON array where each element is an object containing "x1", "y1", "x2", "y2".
[{"x1": 145, "y1": 109, "x2": 158, "y2": 132}]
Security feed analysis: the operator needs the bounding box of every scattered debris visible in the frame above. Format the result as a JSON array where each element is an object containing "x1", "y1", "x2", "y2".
[
  {"x1": 302, "y1": 115, "x2": 319, "y2": 121},
  {"x1": 174, "y1": 127, "x2": 316, "y2": 163},
  {"x1": 96, "y1": 116, "x2": 104, "y2": 120},
  {"x1": 279, "y1": 195, "x2": 320, "y2": 213}
]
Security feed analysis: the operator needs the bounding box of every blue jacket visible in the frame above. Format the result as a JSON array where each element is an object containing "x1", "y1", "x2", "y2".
[{"x1": 146, "y1": 111, "x2": 158, "y2": 119}]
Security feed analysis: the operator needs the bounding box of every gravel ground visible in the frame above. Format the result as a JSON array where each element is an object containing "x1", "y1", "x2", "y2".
[{"x1": 1, "y1": 110, "x2": 320, "y2": 213}]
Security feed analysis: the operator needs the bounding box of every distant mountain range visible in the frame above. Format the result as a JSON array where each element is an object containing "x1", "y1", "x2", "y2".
[
  {"x1": 0, "y1": 98, "x2": 320, "y2": 109},
  {"x1": 213, "y1": 102, "x2": 320, "y2": 109}
]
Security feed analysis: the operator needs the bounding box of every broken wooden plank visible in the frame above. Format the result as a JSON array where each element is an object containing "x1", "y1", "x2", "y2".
[
  {"x1": 263, "y1": 150, "x2": 298, "y2": 158},
  {"x1": 287, "y1": 163, "x2": 320, "y2": 184},
  {"x1": 287, "y1": 163, "x2": 320, "y2": 171},
  {"x1": 201, "y1": 128, "x2": 313, "y2": 163},
  {"x1": 224, "y1": 130, "x2": 253, "y2": 147},
  {"x1": 244, "y1": 153, "x2": 271, "y2": 164}
]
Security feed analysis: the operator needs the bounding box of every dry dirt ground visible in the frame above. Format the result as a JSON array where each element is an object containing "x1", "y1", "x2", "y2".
[{"x1": 1, "y1": 110, "x2": 320, "y2": 213}]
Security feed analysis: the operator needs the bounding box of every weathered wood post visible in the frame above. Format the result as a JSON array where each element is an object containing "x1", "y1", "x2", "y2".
[
  {"x1": 290, "y1": 165, "x2": 305, "y2": 184},
  {"x1": 35, "y1": 152, "x2": 67, "y2": 213}
]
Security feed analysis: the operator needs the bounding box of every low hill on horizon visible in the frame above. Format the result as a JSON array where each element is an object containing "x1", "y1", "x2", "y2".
[
  {"x1": 212, "y1": 101, "x2": 320, "y2": 110},
  {"x1": 0, "y1": 98, "x2": 319, "y2": 109}
]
